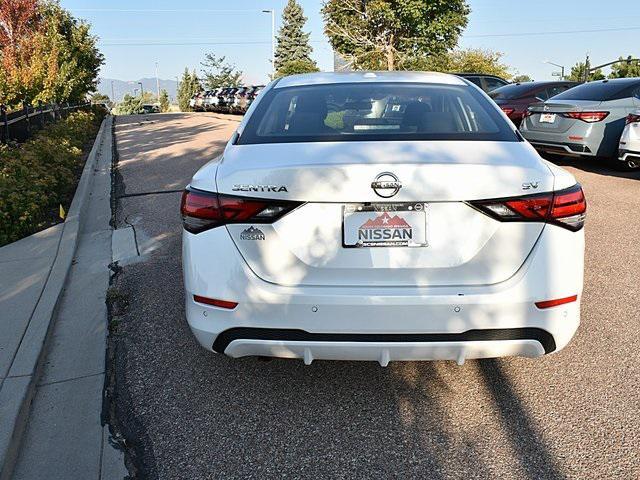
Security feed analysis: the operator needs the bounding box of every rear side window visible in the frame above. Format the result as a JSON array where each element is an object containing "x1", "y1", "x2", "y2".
[
  {"x1": 238, "y1": 83, "x2": 518, "y2": 145},
  {"x1": 551, "y1": 81, "x2": 635, "y2": 101},
  {"x1": 490, "y1": 83, "x2": 538, "y2": 100},
  {"x1": 484, "y1": 77, "x2": 508, "y2": 92},
  {"x1": 547, "y1": 85, "x2": 572, "y2": 99}
]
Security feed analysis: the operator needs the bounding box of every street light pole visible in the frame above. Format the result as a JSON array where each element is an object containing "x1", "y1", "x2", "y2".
[
  {"x1": 111, "y1": 81, "x2": 115, "y2": 102},
  {"x1": 544, "y1": 60, "x2": 565, "y2": 80},
  {"x1": 262, "y1": 9, "x2": 276, "y2": 77},
  {"x1": 138, "y1": 81, "x2": 144, "y2": 98},
  {"x1": 155, "y1": 61, "x2": 160, "y2": 100}
]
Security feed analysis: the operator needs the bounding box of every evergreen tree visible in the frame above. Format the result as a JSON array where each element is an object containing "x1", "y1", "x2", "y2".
[
  {"x1": 159, "y1": 89, "x2": 169, "y2": 112},
  {"x1": 567, "y1": 62, "x2": 605, "y2": 82},
  {"x1": 200, "y1": 54, "x2": 242, "y2": 88},
  {"x1": 177, "y1": 67, "x2": 200, "y2": 111},
  {"x1": 608, "y1": 57, "x2": 640, "y2": 78},
  {"x1": 274, "y1": 0, "x2": 315, "y2": 72}
]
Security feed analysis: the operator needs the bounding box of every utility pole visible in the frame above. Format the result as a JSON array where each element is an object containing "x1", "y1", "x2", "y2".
[
  {"x1": 138, "y1": 81, "x2": 144, "y2": 98},
  {"x1": 111, "y1": 80, "x2": 115, "y2": 102},
  {"x1": 155, "y1": 61, "x2": 160, "y2": 100},
  {"x1": 262, "y1": 9, "x2": 276, "y2": 77},
  {"x1": 584, "y1": 53, "x2": 590, "y2": 83}
]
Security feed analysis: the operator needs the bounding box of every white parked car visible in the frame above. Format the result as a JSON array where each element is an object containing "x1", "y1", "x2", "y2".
[
  {"x1": 181, "y1": 72, "x2": 586, "y2": 366},
  {"x1": 619, "y1": 109, "x2": 640, "y2": 168}
]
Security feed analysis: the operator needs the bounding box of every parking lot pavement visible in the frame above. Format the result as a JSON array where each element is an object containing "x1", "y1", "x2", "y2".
[{"x1": 109, "y1": 113, "x2": 640, "y2": 479}]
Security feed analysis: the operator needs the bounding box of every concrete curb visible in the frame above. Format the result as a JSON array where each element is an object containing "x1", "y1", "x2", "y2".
[{"x1": 0, "y1": 116, "x2": 113, "y2": 480}]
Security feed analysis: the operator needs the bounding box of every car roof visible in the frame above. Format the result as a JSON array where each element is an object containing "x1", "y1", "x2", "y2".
[
  {"x1": 493, "y1": 80, "x2": 578, "y2": 90},
  {"x1": 274, "y1": 71, "x2": 466, "y2": 88},
  {"x1": 455, "y1": 73, "x2": 507, "y2": 80},
  {"x1": 586, "y1": 77, "x2": 640, "y2": 86}
]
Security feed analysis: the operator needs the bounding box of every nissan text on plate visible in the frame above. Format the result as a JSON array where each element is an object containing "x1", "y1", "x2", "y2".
[{"x1": 180, "y1": 71, "x2": 586, "y2": 366}]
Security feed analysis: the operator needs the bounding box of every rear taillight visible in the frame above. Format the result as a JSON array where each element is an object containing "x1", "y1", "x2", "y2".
[
  {"x1": 561, "y1": 111, "x2": 609, "y2": 123},
  {"x1": 469, "y1": 184, "x2": 586, "y2": 231},
  {"x1": 626, "y1": 113, "x2": 640, "y2": 125},
  {"x1": 501, "y1": 107, "x2": 515, "y2": 116},
  {"x1": 180, "y1": 188, "x2": 303, "y2": 234}
]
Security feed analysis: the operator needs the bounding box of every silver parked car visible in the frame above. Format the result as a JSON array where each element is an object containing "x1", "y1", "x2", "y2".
[{"x1": 520, "y1": 78, "x2": 640, "y2": 170}]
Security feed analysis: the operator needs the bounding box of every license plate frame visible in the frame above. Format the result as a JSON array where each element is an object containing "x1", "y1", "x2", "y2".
[
  {"x1": 342, "y1": 203, "x2": 428, "y2": 248},
  {"x1": 539, "y1": 113, "x2": 557, "y2": 124}
]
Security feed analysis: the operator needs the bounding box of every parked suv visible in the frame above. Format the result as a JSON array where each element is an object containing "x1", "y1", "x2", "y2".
[
  {"x1": 490, "y1": 81, "x2": 579, "y2": 127},
  {"x1": 520, "y1": 78, "x2": 640, "y2": 169},
  {"x1": 456, "y1": 73, "x2": 509, "y2": 93}
]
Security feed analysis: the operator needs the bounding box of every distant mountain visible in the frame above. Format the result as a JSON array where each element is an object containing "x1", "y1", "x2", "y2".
[{"x1": 97, "y1": 77, "x2": 178, "y2": 102}]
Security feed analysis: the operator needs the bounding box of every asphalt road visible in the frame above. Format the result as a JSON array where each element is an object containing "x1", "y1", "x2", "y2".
[{"x1": 109, "y1": 113, "x2": 640, "y2": 479}]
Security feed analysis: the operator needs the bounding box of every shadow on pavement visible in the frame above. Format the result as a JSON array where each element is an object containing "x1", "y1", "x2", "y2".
[
  {"x1": 546, "y1": 154, "x2": 640, "y2": 181},
  {"x1": 479, "y1": 359, "x2": 566, "y2": 480}
]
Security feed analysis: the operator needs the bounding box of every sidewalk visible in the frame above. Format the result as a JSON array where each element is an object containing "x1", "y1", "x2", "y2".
[{"x1": 0, "y1": 116, "x2": 127, "y2": 479}]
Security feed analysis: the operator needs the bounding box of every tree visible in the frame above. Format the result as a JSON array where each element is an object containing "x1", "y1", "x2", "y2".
[
  {"x1": 608, "y1": 57, "x2": 640, "y2": 78},
  {"x1": 114, "y1": 93, "x2": 143, "y2": 115},
  {"x1": 91, "y1": 92, "x2": 110, "y2": 107},
  {"x1": 0, "y1": 1, "x2": 103, "y2": 107},
  {"x1": 201, "y1": 54, "x2": 242, "y2": 89},
  {"x1": 274, "y1": 0, "x2": 315, "y2": 72},
  {"x1": 159, "y1": 89, "x2": 169, "y2": 112},
  {"x1": 512, "y1": 74, "x2": 533, "y2": 83},
  {"x1": 567, "y1": 62, "x2": 605, "y2": 82},
  {"x1": 322, "y1": 0, "x2": 469, "y2": 71},
  {"x1": 417, "y1": 48, "x2": 512, "y2": 80},
  {"x1": 0, "y1": 0, "x2": 39, "y2": 49},
  {"x1": 275, "y1": 59, "x2": 319, "y2": 78},
  {"x1": 177, "y1": 67, "x2": 200, "y2": 111}
]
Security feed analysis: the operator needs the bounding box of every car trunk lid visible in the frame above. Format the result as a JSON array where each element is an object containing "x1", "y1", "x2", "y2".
[
  {"x1": 210, "y1": 141, "x2": 553, "y2": 287},
  {"x1": 524, "y1": 100, "x2": 603, "y2": 133}
]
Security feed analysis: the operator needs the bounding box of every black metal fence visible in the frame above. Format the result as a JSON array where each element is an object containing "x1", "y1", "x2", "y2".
[{"x1": 0, "y1": 102, "x2": 91, "y2": 144}]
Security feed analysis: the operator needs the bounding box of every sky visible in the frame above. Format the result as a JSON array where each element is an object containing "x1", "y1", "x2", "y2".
[{"x1": 61, "y1": 0, "x2": 640, "y2": 84}]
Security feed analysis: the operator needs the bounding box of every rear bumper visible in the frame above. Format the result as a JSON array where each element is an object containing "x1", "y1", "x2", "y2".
[
  {"x1": 520, "y1": 123, "x2": 606, "y2": 157},
  {"x1": 221, "y1": 337, "x2": 546, "y2": 366},
  {"x1": 619, "y1": 149, "x2": 640, "y2": 162},
  {"x1": 183, "y1": 223, "x2": 584, "y2": 364},
  {"x1": 527, "y1": 140, "x2": 594, "y2": 157}
]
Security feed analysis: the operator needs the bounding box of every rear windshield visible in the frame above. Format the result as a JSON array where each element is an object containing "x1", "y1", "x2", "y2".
[
  {"x1": 238, "y1": 82, "x2": 518, "y2": 145},
  {"x1": 490, "y1": 83, "x2": 539, "y2": 100},
  {"x1": 551, "y1": 81, "x2": 634, "y2": 101}
]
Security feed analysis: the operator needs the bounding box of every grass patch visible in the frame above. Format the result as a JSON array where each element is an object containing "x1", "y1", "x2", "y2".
[{"x1": 0, "y1": 108, "x2": 106, "y2": 246}]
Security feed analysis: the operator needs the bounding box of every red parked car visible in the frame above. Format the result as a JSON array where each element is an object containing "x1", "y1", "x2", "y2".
[{"x1": 489, "y1": 81, "x2": 579, "y2": 127}]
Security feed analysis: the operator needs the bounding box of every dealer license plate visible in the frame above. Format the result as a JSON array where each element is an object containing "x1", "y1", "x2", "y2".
[{"x1": 540, "y1": 113, "x2": 556, "y2": 123}]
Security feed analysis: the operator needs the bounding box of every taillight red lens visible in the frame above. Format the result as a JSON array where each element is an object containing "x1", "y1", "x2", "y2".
[
  {"x1": 470, "y1": 184, "x2": 586, "y2": 231},
  {"x1": 501, "y1": 107, "x2": 515, "y2": 116},
  {"x1": 626, "y1": 113, "x2": 640, "y2": 125},
  {"x1": 181, "y1": 188, "x2": 302, "y2": 234},
  {"x1": 562, "y1": 111, "x2": 609, "y2": 123}
]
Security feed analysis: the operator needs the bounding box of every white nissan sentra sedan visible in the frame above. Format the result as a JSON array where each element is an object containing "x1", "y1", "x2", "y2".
[{"x1": 181, "y1": 71, "x2": 586, "y2": 366}]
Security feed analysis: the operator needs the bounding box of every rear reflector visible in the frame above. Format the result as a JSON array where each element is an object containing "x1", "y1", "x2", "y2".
[
  {"x1": 562, "y1": 111, "x2": 609, "y2": 123},
  {"x1": 193, "y1": 295, "x2": 238, "y2": 310},
  {"x1": 469, "y1": 184, "x2": 587, "y2": 231},
  {"x1": 181, "y1": 188, "x2": 303, "y2": 233},
  {"x1": 535, "y1": 295, "x2": 578, "y2": 309}
]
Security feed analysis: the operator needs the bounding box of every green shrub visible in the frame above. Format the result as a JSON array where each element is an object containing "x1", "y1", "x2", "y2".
[{"x1": 0, "y1": 108, "x2": 105, "y2": 246}]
